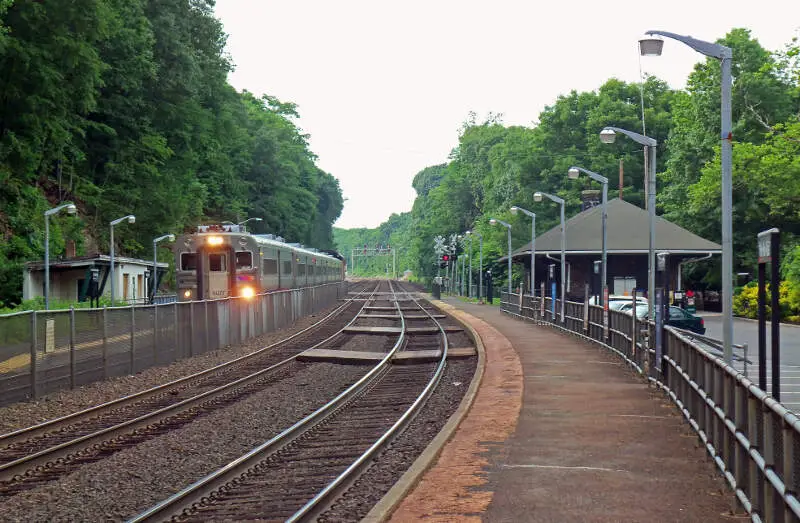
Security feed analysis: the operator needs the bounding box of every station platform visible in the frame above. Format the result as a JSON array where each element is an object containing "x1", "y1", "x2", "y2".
[{"x1": 372, "y1": 297, "x2": 741, "y2": 522}]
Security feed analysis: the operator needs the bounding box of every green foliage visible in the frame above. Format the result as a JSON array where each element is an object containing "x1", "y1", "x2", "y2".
[
  {"x1": 0, "y1": 0, "x2": 343, "y2": 307},
  {"x1": 733, "y1": 281, "x2": 800, "y2": 321}
]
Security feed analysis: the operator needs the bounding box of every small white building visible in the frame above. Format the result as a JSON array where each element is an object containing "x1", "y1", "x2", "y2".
[{"x1": 23, "y1": 255, "x2": 169, "y2": 304}]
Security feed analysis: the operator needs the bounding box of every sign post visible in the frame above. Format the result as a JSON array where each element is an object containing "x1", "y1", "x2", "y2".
[
  {"x1": 757, "y1": 228, "x2": 780, "y2": 398},
  {"x1": 602, "y1": 286, "x2": 609, "y2": 340},
  {"x1": 583, "y1": 284, "x2": 589, "y2": 333}
]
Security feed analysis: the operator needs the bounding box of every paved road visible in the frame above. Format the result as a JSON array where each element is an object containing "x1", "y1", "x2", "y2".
[{"x1": 700, "y1": 313, "x2": 800, "y2": 412}]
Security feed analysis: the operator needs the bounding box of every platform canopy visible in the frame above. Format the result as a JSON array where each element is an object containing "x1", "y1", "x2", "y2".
[{"x1": 506, "y1": 198, "x2": 721, "y2": 260}]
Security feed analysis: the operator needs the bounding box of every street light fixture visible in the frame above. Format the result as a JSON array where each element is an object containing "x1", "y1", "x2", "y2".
[
  {"x1": 567, "y1": 166, "x2": 609, "y2": 306},
  {"x1": 152, "y1": 234, "x2": 176, "y2": 302},
  {"x1": 489, "y1": 218, "x2": 513, "y2": 297},
  {"x1": 110, "y1": 214, "x2": 136, "y2": 305},
  {"x1": 600, "y1": 125, "x2": 657, "y2": 320},
  {"x1": 44, "y1": 203, "x2": 77, "y2": 310},
  {"x1": 533, "y1": 191, "x2": 566, "y2": 323},
  {"x1": 641, "y1": 29, "x2": 735, "y2": 363},
  {"x1": 467, "y1": 230, "x2": 484, "y2": 301},
  {"x1": 510, "y1": 206, "x2": 536, "y2": 298},
  {"x1": 238, "y1": 217, "x2": 263, "y2": 227}
]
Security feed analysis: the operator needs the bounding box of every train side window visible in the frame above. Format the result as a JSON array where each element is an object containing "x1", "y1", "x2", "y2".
[
  {"x1": 236, "y1": 251, "x2": 253, "y2": 269},
  {"x1": 298, "y1": 264, "x2": 306, "y2": 276},
  {"x1": 181, "y1": 253, "x2": 197, "y2": 271},
  {"x1": 308, "y1": 265, "x2": 314, "y2": 277},
  {"x1": 282, "y1": 260, "x2": 293, "y2": 274},
  {"x1": 209, "y1": 253, "x2": 227, "y2": 272},
  {"x1": 263, "y1": 259, "x2": 278, "y2": 275}
]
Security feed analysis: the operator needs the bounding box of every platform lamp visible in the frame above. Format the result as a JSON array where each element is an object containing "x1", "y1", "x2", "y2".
[
  {"x1": 44, "y1": 202, "x2": 77, "y2": 310},
  {"x1": 110, "y1": 214, "x2": 136, "y2": 305},
  {"x1": 639, "y1": 30, "x2": 734, "y2": 362},
  {"x1": 489, "y1": 218, "x2": 513, "y2": 297},
  {"x1": 533, "y1": 191, "x2": 566, "y2": 323},
  {"x1": 467, "y1": 230, "x2": 483, "y2": 301},
  {"x1": 567, "y1": 166, "x2": 608, "y2": 306},
  {"x1": 152, "y1": 234, "x2": 176, "y2": 302}
]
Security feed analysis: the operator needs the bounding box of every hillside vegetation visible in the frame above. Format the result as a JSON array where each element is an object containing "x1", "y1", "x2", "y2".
[{"x1": 0, "y1": 0, "x2": 343, "y2": 307}]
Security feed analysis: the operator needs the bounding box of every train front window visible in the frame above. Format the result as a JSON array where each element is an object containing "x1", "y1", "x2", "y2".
[
  {"x1": 181, "y1": 253, "x2": 197, "y2": 271},
  {"x1": 209, "y1": 253, "x2": 227, "y2": 272},
  {"x1": 236, "y1": 251, "x2": 253, "y2": 270}
]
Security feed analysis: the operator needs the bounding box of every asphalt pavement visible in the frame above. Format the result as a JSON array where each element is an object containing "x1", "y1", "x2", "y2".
[{"x1": 700, "y1": 313, "x2": 800, "y2": 412}]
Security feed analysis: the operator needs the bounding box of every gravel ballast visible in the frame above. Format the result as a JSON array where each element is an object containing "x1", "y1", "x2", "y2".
[{"x1": 1, "y1": 362, "x2": 369, "y2": 521}]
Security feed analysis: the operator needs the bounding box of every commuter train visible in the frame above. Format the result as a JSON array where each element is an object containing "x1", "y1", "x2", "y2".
[{"x1": 175, "y1": 224, "x2": 345, "y2": 301}]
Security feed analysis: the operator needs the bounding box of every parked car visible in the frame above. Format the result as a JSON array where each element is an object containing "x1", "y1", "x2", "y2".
[
  {"x1": 589, "y1": 294, "x2": 648, "y2": 308},
  {"x1": 619, "y1": 303, "x2": 706, "y2": 335}
]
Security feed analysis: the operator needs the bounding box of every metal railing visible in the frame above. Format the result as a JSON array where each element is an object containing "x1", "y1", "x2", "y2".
[
  {"x1": 501, "y1": 291, "x2": 800, "y2": 522},
  {"x1": 0, "y1": 282, "x2": 346, "y2": 406}
]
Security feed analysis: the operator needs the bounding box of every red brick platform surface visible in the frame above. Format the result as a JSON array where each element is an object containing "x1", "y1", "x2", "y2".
[{"x1": 389, "y1": 299, "x2": 741, "y2": 523}]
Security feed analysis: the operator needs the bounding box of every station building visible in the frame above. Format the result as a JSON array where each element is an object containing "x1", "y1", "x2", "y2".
[{"x1": 505, "y1": 197, "x2": 721, "y2": 301}]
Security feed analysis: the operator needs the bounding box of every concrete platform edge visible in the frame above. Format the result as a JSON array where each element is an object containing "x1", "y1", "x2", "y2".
[{"x1": 362, "y1": 298, "x2": 486, "y2": 523}]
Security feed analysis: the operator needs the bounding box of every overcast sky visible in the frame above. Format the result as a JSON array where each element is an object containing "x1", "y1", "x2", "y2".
[{"x1": 213, "y1": 1, "x2": 800, "y2": 229}]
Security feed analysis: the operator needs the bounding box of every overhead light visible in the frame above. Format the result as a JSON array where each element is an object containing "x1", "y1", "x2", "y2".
[
  {"x1": 66, "y1": 204, "x2": 77, "y2": 214},
  {"x1": 639, "y1": 36, "x2": 664, "y2": 57},
  {"x1": 489, "y1": 219, "x2": 497, "y2": 225},
  {"x1": 510, "y1": 206, "x2": 519, "y2": 215},
  {"x1": 127, "y1": 215, "x2": 136, "y2": 224},
  {"x1": 567, "y1": 167, "x2": 580, "y2": 180},
  {"x1": 599, "y1": 128, "x2": 617, "y2": 144},
  {"x1": 533, "y1": 192, "x2": 543, "y2": 202},
  {"x1": 207, "y1": 236, "x2": 224, "y2": 246}
]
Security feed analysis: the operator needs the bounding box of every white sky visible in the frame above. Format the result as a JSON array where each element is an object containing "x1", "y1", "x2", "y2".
[{"x1": 214, "y1": 0, "x2": 800, "y2": 229}]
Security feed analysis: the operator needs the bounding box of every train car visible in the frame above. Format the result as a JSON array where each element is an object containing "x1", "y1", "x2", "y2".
[{"x1": 175, "y1": 224, "x2": 344, "y2": 301}]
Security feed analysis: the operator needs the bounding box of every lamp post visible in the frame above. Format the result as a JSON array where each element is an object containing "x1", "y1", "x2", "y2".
[
  {"x1": 510, "y1": 206, "x2": 536, "y2": 297},
  {"x1": 467, "y1": 230, "x2": 483, "y2": 301},
  {"x1": 44, "y1": 203, "x2": 77, "y2": 310},
  {"x1": 465, "y1": 233, "x2": 473, "y2": 297},
  {"x1": 600, "y1": 126, "x2": 657, "y2": 320},
  {"x1": 533, "y1": 191, "x2": 566, "y2": 323},
  {"x1": 568, "y1": 166, "x2": 608, "y2": 306},
  {"x1": 152, "y1": 234, "x2": 175, "y2": 302},
  {"x1": 489, "y1": 218, "x2": 513, "y2": 297},
  {"x1": 110, "y1": 215, "x2": 136, "y2": 305},
  {"x1": 639, "y1": 30, "x2": 734, "y2": 362}
]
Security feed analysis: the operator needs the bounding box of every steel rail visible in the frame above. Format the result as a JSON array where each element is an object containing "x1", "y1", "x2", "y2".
[
  {"x1": 287, "y1": 281, "x2": 450, "y2": 522},
  {"x1": 0, "y1": 283, "x2": 380, "y2": 483},
  {"x1": 0, "y1": 281, "x2": 374, "y2": 449},
  {"x1": 128, "y1": 280, "x2": 418, "y2": 523}
]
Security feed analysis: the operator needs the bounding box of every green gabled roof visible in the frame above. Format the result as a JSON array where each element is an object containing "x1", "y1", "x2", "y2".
[{"x1": 510, "y1": 198, "x2": 721, "y2": 258}]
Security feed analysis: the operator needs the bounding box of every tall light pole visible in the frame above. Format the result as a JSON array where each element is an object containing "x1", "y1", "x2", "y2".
[
  {"x1": 489, "y1": 218, "x2": 513, "y2": 297},
  {"x1": 568, "y1": 166, "x2": 608, "y2": 306},
  {"x1": 44, "y1": 203, "x2": 77, "y2": 310},
  {"x1": 510, "y1": 206, "x2": 536, "y2": 297},
  {"x1": 600, "y1": 126, "x2": 657, "y2": 320},
  {"x1": 639, "y1": 30, "x2": 734, "y2": 363},
  {"x1": 152, "y1": 234, "x2": 175, "y2": 302},
  {"x1": 110, "y1": 215, "x2": 136, "y2": 305},
  {"x1": 467, "y1": 230, "x2": 483, "y2": 301},
  {"x1": 465, "y1": 233, "x2": 473, "y2": 297},
  {"x1": 533, "y1": 191, "x2": 566, "y2": 323}
]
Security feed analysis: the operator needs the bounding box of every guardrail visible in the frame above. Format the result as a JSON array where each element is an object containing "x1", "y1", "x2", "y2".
[
  {"x1": 501, "y1": 291, "x2": 799, "y2": 522},
  {"x1": 0, "y1": 282, "x2": 347, "y2": 406}
]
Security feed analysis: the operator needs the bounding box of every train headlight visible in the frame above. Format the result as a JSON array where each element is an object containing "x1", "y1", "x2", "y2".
[
  {"x1": 183, "y1": 289, "x2": 192, "y2": 299},
  {"x1": 241, "y1": 286, "x2": 255, "y2": 299},
  {"x1": 207, "y1": 235, "x2": 224, "y2": 246}
]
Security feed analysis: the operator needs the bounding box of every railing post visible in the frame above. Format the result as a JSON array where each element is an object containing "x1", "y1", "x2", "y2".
[
  {"x1": 189, "y1": 300, "x2": 195, "y2": 357},
  {"x1": 69, "y1": 306, "x2": 76, "y2": 389},
  {"x1": 748, "y1": 395, "x2": 762, "y2": 518},
  {"x1": 130, "y1": 303, "x2": 136, "y2": 374},
  {"x1": 763, "y1": 410, "x2": 778, "y2": 522},
  {"x1": 204, "y1": 299, "x2": 210, "y2": 352},
  {"x1": 153, "y1": 302, "x2": 159, "y2": 365},
  {"x1": 174, "y1": 300, "x2": 180, "y2": 358},
  {"x1": 102, "y1": 306, "x2": 108, "y2": 379},
  {"x1": 30, "y1": 312, "x2": 38, "y2": 400}
]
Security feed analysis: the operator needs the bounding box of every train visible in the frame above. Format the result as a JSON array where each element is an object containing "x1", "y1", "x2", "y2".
[{"x1": 175, "y1": 224, "x2": 345, "y2": 301}]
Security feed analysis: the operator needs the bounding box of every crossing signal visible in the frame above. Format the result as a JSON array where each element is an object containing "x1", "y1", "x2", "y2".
[{"x1": 439, "y1": 254, "x2": 450, "y2": 268}]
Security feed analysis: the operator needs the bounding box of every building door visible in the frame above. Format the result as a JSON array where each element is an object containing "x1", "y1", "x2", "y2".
[
  {"x1": 123, "y1": 273, "x2": 130, "y2": 301},
  {"x1": 613, "y1": 277, "x2": 636, "y2": 296}
]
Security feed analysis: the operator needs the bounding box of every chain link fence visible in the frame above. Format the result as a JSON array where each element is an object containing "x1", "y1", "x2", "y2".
[
  {"x1": 501, "y1": 291, "x2": 800, "y2": 521},
  {"x1": 0, "y1": 282, "x2": 346, "y2": 406}
]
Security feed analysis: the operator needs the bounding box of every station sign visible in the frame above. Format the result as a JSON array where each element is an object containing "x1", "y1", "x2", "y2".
[{"x1": 758, "y1": 228, "x2": 779, "y2": 263}]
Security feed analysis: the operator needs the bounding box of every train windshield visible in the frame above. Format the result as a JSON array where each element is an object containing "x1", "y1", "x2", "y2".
[
  {"x1": 180, "y1": 253, "x2": 197, "y2": 271},
  {"x1": 235, "y1": 251, "x2": 253, "y2": 270},
  {"x1": 209, "y1": 253, "x2": 227, "y2": 272}
]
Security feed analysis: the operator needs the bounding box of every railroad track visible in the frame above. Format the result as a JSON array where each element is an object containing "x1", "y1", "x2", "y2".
[
  {"x1": 0, "y1": 281, "x2": 380, "y2": 495},
  {"x1": 129, "y1": 280, "x2": 450, "y2": 522}
]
